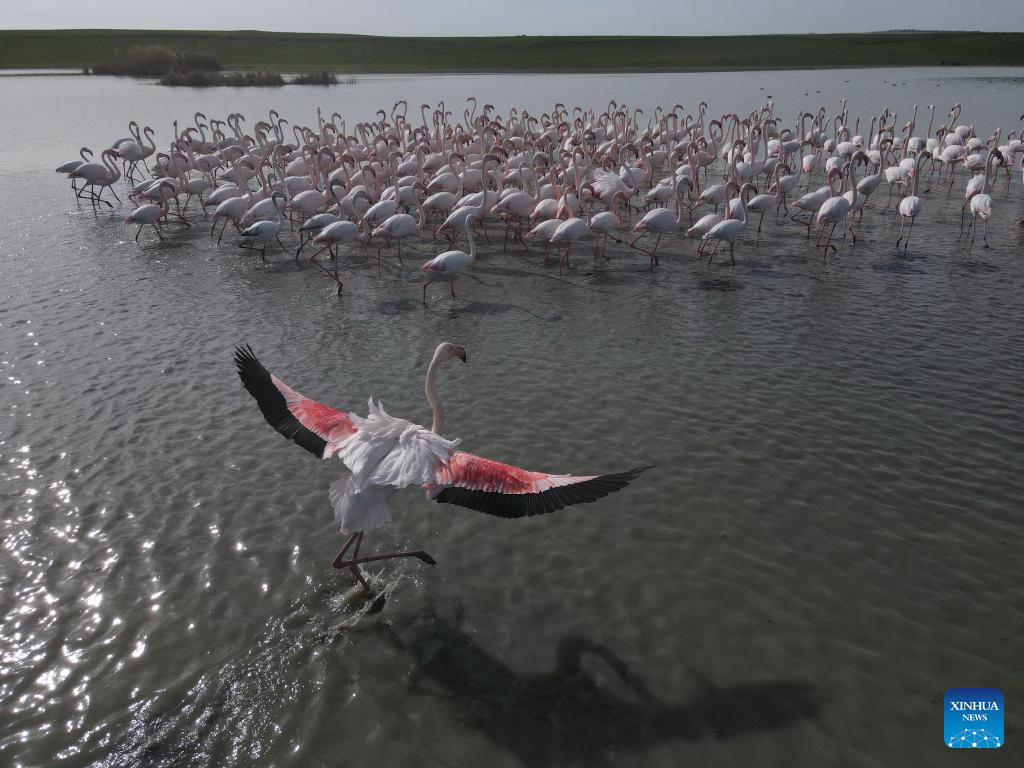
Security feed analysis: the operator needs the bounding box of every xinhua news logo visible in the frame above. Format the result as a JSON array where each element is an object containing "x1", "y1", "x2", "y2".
[{"x1": 945, "y1": 688, "x2": 1003, "y2": 748}]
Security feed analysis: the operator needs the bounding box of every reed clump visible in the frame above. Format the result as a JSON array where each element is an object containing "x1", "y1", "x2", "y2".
[
  {"x1": 291, "y1": 70, "x2": 338, "y2": 85},
  {"x1": 158, "y1": 70, "x2": 285, "y2": 87}
]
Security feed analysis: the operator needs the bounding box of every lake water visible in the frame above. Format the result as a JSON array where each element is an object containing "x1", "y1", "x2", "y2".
[{"x1": 1, "y1": 68, "x2": 1022, "y2": 767}]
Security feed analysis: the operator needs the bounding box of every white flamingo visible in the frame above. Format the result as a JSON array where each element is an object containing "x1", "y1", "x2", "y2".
[
  {"x1": 125, "y1": 181, "x2": 176, "y2": 242},
  {"x1": 702, "y1": 183, "x2": 754, "y2": 265},
  {"x1": 421, "y1": 213, "x2": 480, "y2": 303},
  {"x1": 239, "y1": 192, "x2": 286, "y2": 260},
  {"x1": 896, "y1": 151, "x2": 930, "y2": 252}
]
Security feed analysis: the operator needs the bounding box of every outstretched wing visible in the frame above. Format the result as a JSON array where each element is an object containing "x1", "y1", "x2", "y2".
[
  {"x1": 428, "y1": 451, "x2": 651, "y2": 519},
  {"x1": 234, "y1": 345, "x2": 357, "y2": 459}
]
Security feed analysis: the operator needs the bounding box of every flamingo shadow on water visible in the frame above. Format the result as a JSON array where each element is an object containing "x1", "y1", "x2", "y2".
[{"x1": 375, "y1": 609, "x2": 822, "y2": 768}]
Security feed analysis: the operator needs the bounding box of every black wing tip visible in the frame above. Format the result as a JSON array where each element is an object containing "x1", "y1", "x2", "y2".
[
  {"x1": 232, "y1": 344, "x2": 328, "y2": 459},
  {"x1": 233, "y1": 343, "x2": 260, "y2": 370},
  {"x1": 436, "y1": 463, "x2": 653, "y2": 519}
]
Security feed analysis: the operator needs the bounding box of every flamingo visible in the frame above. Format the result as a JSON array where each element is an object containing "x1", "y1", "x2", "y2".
[
  {"x1": 210, "y1": 196, "x2": 249, "y2": 245},
  {"x1": 239, "y1": 192, "x2": 286, "y2": 260},
  {"x1": 960, "y1": 149, "x2": 1002, "y2": 241},
  {"x1": 125, "y1": 181, "x2": 176, "y2": 242},
  {"x1": 746, "y1": 164, "x2": 788, "y2": 233},
  {"x1": 586, "y1": 190, "x2": 626, "y2": 259},
  {"x1": 629, "y1": 177, "x2": 692, "y2": 268},
  {"x1": 963, "y1": 150, "x2": 1002, "y2": 249},
  {"x1": 549, "y1": 215, "x2": 589, "y2": 274},
  {"x1": 421, "y1": 213, "x2": 481, "y2": 302},
  {"x1": 370, "y1": 205, "x2": 427, "y2": 273},
  {"x1": 295, "y1": 181, "x2": 346, "y2": 258},
  {"x1": 701, "y1": 183, "x2": 754, "y2": 265},
  {"x1": 234, "y1": 342, "x2": 649, "y2": 593},
  {"x1": 896, "y1": 151, "x2": 930, "y2": 252},
  {"x1": 815, "y1": 152, "x2": 866, "y2": 255},
  {"x1": 69, "y1": 149, "x2": 122, "y2": 209},
  {"x1": 524, "y1": 218, "x2": 564, "y2": 262},
  {"x1": 56, "y1": 147, "x2": 93, "y2": 195},
  {"x1": 790, "y1": 168, "x2": 841, "y2": 237}
]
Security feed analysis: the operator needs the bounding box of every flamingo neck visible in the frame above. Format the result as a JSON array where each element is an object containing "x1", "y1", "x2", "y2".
[{"x1": 425, "y1": 352, "x2": 445, "y2": 434}]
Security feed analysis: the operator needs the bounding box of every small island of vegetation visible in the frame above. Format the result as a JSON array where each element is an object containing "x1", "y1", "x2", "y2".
[{"x1": 80, "y1": 44, "x2": 349, "y2": 87}]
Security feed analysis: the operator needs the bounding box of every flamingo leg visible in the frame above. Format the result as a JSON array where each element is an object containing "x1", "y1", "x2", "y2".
[
  {"x1": 880, "y1": 185, "x2": 893, "y2": 214},
  {"x1": 331, "y1": 532, "x2": 372, "y2": 592},
  {"x1": 822, "y1": 222, "x2": 837, "y2": 257},
  {"x1": 903, "y1": 218, "x2": 915, "y2": 252},
  {"x1": 560, "y1": 244, "x2": 573, "y2": 274}
]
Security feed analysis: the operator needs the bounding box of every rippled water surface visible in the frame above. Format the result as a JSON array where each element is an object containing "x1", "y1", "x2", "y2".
[{"x1": 1, "y1": 68, "x2": 1023, "y2": 767}]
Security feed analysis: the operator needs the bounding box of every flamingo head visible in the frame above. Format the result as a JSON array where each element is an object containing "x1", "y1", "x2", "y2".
[{"x1": 434, "y1": 342, "x2": 467, "y2": 364}]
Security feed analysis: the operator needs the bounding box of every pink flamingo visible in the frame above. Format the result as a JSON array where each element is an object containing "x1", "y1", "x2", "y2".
[
  {"x1": 629, "y1": 177, "x2": 693, "y2": 268},
  {"x1": 234, "y1": 343, "x2": 649, "y2": 593}
]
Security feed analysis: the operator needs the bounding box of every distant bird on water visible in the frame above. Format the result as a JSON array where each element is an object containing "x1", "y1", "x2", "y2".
[{"x1": 234, "y1": 343, "x2": 650, "y2": 593}]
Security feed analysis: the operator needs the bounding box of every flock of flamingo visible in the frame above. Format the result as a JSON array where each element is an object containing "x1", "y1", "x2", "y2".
[{"x1": 57, "y1": 99, "x2": 1024, "y2": 300}]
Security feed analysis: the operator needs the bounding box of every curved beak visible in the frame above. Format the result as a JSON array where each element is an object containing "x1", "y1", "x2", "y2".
[{"x1": 455, "y1": 346, "x2": 467, "y2": 363}]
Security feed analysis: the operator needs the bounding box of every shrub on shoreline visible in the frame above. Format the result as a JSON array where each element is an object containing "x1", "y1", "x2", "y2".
[{"x1": 92, "y1": 45, "x2": 222, "y2": 77}]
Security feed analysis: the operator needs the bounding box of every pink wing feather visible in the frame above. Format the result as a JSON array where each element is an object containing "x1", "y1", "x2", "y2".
[
  {"x1": 236, "y1": 346, "x2": 356, "y2": 458},
  {"x1": 428, "y1": 451, "x2": 650, "y2": 518}
]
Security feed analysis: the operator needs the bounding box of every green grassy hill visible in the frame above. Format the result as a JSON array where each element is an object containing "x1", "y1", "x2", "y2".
[{"x1": 2, "y1": 29, "x2": 1022, "y2": 72}]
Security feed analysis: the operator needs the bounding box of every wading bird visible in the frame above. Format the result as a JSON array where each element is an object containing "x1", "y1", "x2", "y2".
[{"x1": 234, "y1": 343, "x2": 649, "y2": 593}]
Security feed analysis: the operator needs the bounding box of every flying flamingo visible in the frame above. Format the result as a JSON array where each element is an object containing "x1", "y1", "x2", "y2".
[
  {"x1": 234, "y1": 343, "x2": 649, "y2": 593},
  {"x1": 896, "y1": 151, "x2": 930, "y2": 252}
]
